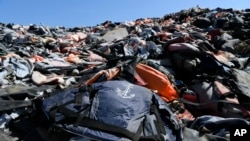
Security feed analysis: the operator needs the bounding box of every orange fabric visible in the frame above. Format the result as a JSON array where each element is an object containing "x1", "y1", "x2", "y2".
[
  {"x1": 64, "y1": 53, "x2": 81, "y2": 64},
  {"x1": 61, "y1": 47, "x2": 80, "y2": 55},
  {"x1": 136, "y1": 63, "x2": 178, "y2": 102},
  {"x1": 85, "y1": 67, "x2": 121, "y2": 85},
  {"x1": 33, "y1": 55, "x2": 44, "y2": 62}
]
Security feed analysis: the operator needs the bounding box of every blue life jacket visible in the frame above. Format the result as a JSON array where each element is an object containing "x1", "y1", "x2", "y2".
[{"x1": 42, "y1": 80, "x2": 182, "y2": 141}]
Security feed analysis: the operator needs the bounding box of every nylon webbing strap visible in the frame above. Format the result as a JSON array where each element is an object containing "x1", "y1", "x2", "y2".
[
  {"x1": 139, "y1": 135, "x2": 162, "y2": 141},
  {"x1": 58, "y1": 106, "x2": 143, "y2": 141},
  {"x1": 178, "y1": 98, "x2": 244, "y2": 106},
  {"x1": 75, "y1": 116, "x2": 143, "y2": 141},
  {"x1": 150, "y1": 104, "x2": 166, "y2": 136}
]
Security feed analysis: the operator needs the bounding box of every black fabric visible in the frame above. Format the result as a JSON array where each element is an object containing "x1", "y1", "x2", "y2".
[
  {"x1": 197, "y1": 41, "x2": 218, "y2": 54},
  {"x1": 231, "y1": 68, "x2": 250, "y2": 107},
  {"x1": 118, "y1": 57, "x2": 142, "y2": 83},
  {"x1": 196, "y1": 52, "x2": 225, "y2": 75},
  {"x1": 193, "y1": 18, "x2": 212, "y2": 28},
  {"x1": 216, "y1": 18, "x2": 229, "y2": 28},
  {"x1": 0, "y1": 100, "x2": 32, "y2": 112},
  {"x1": 179, "y1": 98, "x2": 241, "y2": 107},
  {"x1": 10, "y1": 118, "x2": 46, "y2": 141},
  {"x1": 182, "y1": 127, "x2": 229, "y2": 141}
]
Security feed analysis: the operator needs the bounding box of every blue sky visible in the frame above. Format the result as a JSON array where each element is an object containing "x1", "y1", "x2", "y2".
[{"x1": 1, "y1": 0, "x2": 249, "y2": 27}]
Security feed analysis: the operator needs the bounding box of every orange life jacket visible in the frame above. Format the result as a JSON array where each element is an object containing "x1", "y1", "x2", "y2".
[{"x1": 136, "y1": 63, "x2": 179, "y2": 102}]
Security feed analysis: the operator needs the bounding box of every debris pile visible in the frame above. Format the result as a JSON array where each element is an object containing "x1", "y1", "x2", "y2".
[{"x1": 1, "y1": 6, "x2": 250, "y2": 141}]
